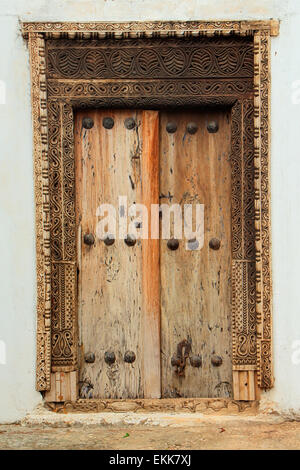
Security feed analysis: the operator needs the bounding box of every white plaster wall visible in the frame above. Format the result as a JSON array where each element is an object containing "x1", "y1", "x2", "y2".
[{"x1": 0, "y1": 0, "x2": 299, "y2": 422}]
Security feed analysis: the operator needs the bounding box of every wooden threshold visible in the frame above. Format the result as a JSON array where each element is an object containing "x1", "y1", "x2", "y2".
[{"x1": 44, "y1": 398, "x2": 259, "y2": 414}]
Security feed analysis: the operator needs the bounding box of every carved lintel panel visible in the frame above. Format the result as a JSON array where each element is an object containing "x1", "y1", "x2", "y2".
[
  {"x1": 25, "y1": 21, "x2": 274, "y2": 395},
  {"x1": 46, "y1": 37, "x2": 253, "y2": 80}
]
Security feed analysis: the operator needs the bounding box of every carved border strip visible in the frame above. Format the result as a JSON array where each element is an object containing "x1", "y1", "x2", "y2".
[
  {"x1": 24, "y1": 21, "x2": 275, "y2": 393},
  {"x1": 22, "y1": 20, "x2": 279, "y2": 37},
  {"x1": 28, "y1": 33, "x2": 51, "y2": 390},
  {"x1": 44, "y1": 398, "x2": 259, "y2": 414},
  {"x1": 254, "y1": 31, "x2": 273, "y2": 388}
]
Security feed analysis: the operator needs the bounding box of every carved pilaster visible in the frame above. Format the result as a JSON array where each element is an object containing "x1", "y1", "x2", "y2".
[{"x1": 28, "y1": 33, "x2": 51, "y2": 391}]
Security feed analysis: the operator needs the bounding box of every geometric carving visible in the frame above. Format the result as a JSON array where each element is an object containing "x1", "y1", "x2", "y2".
[
  {"x1": 28, "y1": 33, "x2": 51, "y2": 391},
  {"x1": 51, "y1": 262, "x2": 77, "y2": 370},
  {"x1": 23, "y1": 20, "x2": 277, "y2": 393},
  {"x1": 232, "y1": 260, "x2": 257, "y2": 365},
  {"x1": 46, "y1": 37, "x2": 254, "y2": 79},
  {"x1": 22, "y1": 19, "x2": 280, "y2": 37},
  {"x1": 254, "y1": 31, "x2": 273, "y2": 388}
]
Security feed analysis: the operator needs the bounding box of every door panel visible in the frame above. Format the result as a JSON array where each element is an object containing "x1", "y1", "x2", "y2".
[
  {"x1": 75, "y1": 109, "x2": 146, "y2": 398},
  {"x1": 160, "y1": 110, "x2": 232, "y2": 398},
  {"x1": 75, "y1": 107, "x2": 232, "y2": 399}
]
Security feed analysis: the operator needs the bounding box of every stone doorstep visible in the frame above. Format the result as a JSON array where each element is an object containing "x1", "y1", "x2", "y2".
[
  {"x1": 22, "y1": 405, "x2": 283, "y2": 429},
  {"x1": 21, "y1": 398, "x2": 283, "y2": 427}
]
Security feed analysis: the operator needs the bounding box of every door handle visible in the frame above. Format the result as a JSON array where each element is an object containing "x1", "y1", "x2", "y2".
[{"x1": 171, "y1": 339, "x2": 191, "y2": 376}]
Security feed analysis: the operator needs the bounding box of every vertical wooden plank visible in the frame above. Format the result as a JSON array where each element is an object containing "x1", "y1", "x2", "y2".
[
  {"x1": 233, "y1": 369, "x2": 258, "y2": 401},
  {"x1": 69, "y1": 371, "x2": 78, "y2": 402},
  {"x1": 239, "y1": 371, "x2": 249, "y2": 401},
  {"x1": 45, "y1": 372, "x2": 77, "y2": 402},
  {"x1": 160, "y1": 109, "x2": 232, "y2": 398},
  {"x1": 75, "y1": 109, "x2": 144, "y2": 398},
  {"x1": 142, "y1": 111, "x2": 161, "y2": 398},
  {"x1": 44, "y1": 373, "x2": 56, "y2": 402},
  {"x1": 60, "y1": 372, "x2": 69, "y2": 402},
  {"x1": 248, "y1": 371, "x2": 256, "y2": 401},
  {"x1": 255, "y1": 371, "x2": 261, "y2": 400},
  {"x1": 55, "y1": 372, "x2": 62, "y2": 402},
  {"x1": 233, "y1": 371, "x2": 240, "y2": 400}
]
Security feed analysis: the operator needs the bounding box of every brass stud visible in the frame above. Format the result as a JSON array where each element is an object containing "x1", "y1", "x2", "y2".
[
  {"x1": 187, "y1": 238, "x2": 199, "y2": 250},
  {"x1": 209, "y1": 238, "x2": 221, "y2": 250},
  {"x1": 103, "y1": 234, "x2": 115, "y2": 246},
  {"x1": 104, "y1": 351, "x2": 116, "y2": 365},
  {"x1": 166, "y1": 122, "x2": 177, "y2": 133},
  {"x1": 186, "y1": 122, "x2": 198, "y2": 134},
  {"x1": 102, "y1": 117, "x2": 114, "y2": 129},
  {"x1": 211, "y1": 355, "x2": 222, "y2": 367},
  {"x1": 85, "y1": 352, "x2": 95, "y2": 364},
  {"x1": 190, "y1": 355, "x2": 202, "y2": 368},
  {"x1": 125, "y1": 234, "x2": 136, "y2": 247},
  {"x1": 82, "y1": 117, "x2": 94, "y2": 129},
  {"x1": 207, "y1": 120, "x2": 219, "y2": 133},
  {"x1": 124, "y1": 350, "x2": 136, "y2": 363},
  {"x1": 124, "y1": 117, "x2": 136, "y2": 130},
  {"x1": 167, "y1": 238, "x2": 179, "y2": 251},
  {"x1": 83, "y1": 233, "x2": 95, "y2": 246}
]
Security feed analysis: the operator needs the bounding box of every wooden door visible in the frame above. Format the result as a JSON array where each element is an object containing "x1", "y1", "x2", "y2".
[
  {"x1": 160, "y1": 110, "x2": 232, "y2": 398},
  {"x1": 75, "y1": 108, "x2": 232, "y2": 399}
]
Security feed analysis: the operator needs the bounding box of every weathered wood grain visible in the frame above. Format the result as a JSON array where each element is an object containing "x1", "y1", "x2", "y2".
[
  {"x1": 141, "y1": 111, "x2": 161, "y2": 398},
  {"x1": 75, "y1": 109, "x2": 144, "y2": 398},
  {"x1": 160, "y1": 109, "x2": 232, "y2": 398},
  {"x1": 45, "y1": 372, "x2": 77, "y2": 402}
]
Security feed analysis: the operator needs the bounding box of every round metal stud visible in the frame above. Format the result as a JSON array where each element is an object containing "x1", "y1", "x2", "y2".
[
  {"x1": 187, "y1": 237, "x2": 199, "y2": 250},
  {"x1": 186, "y1": 122, "x2": 198, "y2": 134},
  {"x1": 190, "y1": 355, "x2": 202, "y2": 368},
  {"x1": 124, "y1": 234, "x2": 136, "y2": 247},
  {"x1": 167, "y1": 238, "x2": 179, "y2": 251},
  {"x1": 209, "y1": 238, "x2": 221, "y2": 250},
  {"x1": 83, "y1": 233, "x2": 95, "y2": 246},
  {"x1": 124, "y1": 117, "x2": 136, "y2": 130},
  {"x1": 82, "y1": 117, "x2": 94, "y2": 129},
  {"x1": 103, "y1": 234, "x2": 115, "y2": 246},
  {"x1": 84, "y1": 352, "x2": 95, "y2": 364},
  {"x1": 124, "y1": 350, "x2": 136, "y2": 363},
  {"x1": 211, "y1": 355, "x2": 223, "y2": 367},
  {"x1": 166, "y1": 122, "x2": 177, "y2": 134},
  {"x1": 102, "y1": 117, "x2": 114, "y2": 129},
  {"x1": 104, "y1": 351, "x2": 116, "y2": 365},
  {"x1": 207, "y1": 120, "x2": 219, "y2": 133}
]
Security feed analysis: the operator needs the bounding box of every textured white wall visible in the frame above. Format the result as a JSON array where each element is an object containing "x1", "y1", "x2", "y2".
[{"x1": 0, "y1": 0, "x2": 299, "y2": 422}]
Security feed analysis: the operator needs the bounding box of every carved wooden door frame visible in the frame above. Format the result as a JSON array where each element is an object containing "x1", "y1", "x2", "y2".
[{"x1": 22, "y1": 20, "x2": 279, "y2": 404}]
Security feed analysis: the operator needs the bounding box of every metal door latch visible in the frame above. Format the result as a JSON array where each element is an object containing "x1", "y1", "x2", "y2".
[{"x1": 171, "y1": 339, "x2": 191, "y2": 376}]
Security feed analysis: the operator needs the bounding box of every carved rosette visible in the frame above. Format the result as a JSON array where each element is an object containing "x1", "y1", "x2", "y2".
[{"x1": 24, "y1": 21, "x2": 276, "y2": 394}]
